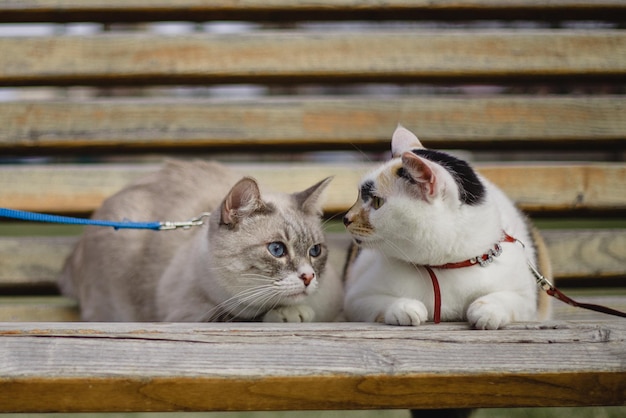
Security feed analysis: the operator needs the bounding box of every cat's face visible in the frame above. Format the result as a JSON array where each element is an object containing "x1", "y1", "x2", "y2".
[
  {"x1": 344, "y1": 126, "x2": 487, "y2": 264},
  {"x1": 206, "y1": 177, "x2": 332, "y2": 320}
]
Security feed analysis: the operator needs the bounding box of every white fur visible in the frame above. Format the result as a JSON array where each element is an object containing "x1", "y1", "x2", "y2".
[{"x1": 344, "y1": 128, "x2": 541, "y2": 329}]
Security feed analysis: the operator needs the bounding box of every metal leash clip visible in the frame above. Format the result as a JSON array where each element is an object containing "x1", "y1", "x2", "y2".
[
  {"x1": 511, "y1": 235, "x2": 556, "y2": 291},
  {"x1": 528, "y1": 260, "x2": 555, "y2": 291},
  {"x1": 159, "y1": 212, "x2": 212, "y2": 231}
]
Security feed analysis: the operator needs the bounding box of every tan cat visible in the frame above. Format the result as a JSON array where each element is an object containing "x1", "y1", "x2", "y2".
[{"x1": 58, "y1": 160, "x2": 343, "y2": 322}]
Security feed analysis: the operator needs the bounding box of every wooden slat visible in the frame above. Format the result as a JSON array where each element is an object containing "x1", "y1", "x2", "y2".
[
  {"x1": 0, "y1": 297, "x2": 79, "y2": 322},
  {"x1": 0, "y1": 236, "x2": 77, "y2": 288},
  {"x1": 2, "y1": 0, "x2": 626, "y2": 23},
  {"x1": 4, "y1": 292, "x2": 626, "y2": 322},
  {"x1": 0, "y1": 321, "x2": 624, "y2": 412},
  {"x1": 1, "y1": 230, "x2": 624, "y2": 289},
  {"x1": 477, "y1": 164, "x2": 626, "y2": 213},
  {"x1": 0, "y1": 163, "x2": 361, "y2": 215},
  {"x1": 2, "y1": 96, "x2": 625, "y2": 153},
  {"x1": 544, "y1": 230, "x2": 626, "y2": 280},
  {"x1": 1, "y1": 163, "x2": 624, "y2": 214},
  {"x1": 1, "y1": 31, "x2": 625, "y2": 87}
]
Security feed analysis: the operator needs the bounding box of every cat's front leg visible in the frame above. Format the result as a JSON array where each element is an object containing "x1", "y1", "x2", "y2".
[
  {"x1": 467, "y1": 291, "x2": 533, "y2": 330},
  {"x1": 344, "y1": 288, "x2": 428, "y2": 326},
  {"x1": 263, "y1": 304, "x2": 315, "y2": 323},
  {"x1": 385, "y1": 298, "x2": 429, "y2": 326},
  {"x1": 345, "y1": 293, "x2": 428, "y2": 326}
]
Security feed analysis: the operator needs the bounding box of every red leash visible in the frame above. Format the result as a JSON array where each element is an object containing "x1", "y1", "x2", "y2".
[
  {"x1": 423, "y1": 232, "x2": 625, "y2": 324},
  {"x1": 529, "y1": 262, "x2": 626, "y2": 319}
]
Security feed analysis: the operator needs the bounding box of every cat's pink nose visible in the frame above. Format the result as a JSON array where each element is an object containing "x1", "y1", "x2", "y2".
[{"x1": 300, "y1": 272, "x2": 314, "y2": 287}]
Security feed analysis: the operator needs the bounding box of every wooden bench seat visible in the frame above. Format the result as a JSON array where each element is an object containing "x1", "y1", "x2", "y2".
[
  {"x1": 1, "y1": 321, "x2": 625, "y2": 412},
  {"x1": 0, "y1": 0, "x2": 624, "y2": 414}
]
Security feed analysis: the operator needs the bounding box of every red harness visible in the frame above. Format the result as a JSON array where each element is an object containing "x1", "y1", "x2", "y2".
[
  {"x1": 423, "y1": 233, "x2": 516, "y2": 324},
  {"x1": 422, "y1": 232, "x2": 626, "y2": 324}
]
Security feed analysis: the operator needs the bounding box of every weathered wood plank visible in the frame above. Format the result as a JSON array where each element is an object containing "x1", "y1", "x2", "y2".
[
  {"x1": 544, "y1": 230, "x2": 626, "y2": 280},
  {"x1": 2, "y1": 0, "x2": 626, "y2": 22},
  {"x1": 0, "y1": 297, "x2": 79, "y2": 322},
  {"x1": 2, "y1": 31, "x2": 625, "y2": 86},
  {"x1": 1, "y1": 163, "x2": 624, "y2": 214},
  {"x1": 477, "y1": 164, "x2": 626, "y2": 213},
  {"x1": 0, "y1": 163, "x2": 361, "y2": 214},
  {"x1": 1, "y1": 230, "x2": 624, "y2": 289},
  {"x1": 0, "y1": 236, "x2": 77, "y2": 288},
  {"x1": 3, "y1": 292, "x2": 625, "y2": 322},
  {"x1": 0, "y1": 321, "x2": 624, "y2": 412},
  {"x1": 2, "y1": 96, "x2": 624, "y2": 153}
]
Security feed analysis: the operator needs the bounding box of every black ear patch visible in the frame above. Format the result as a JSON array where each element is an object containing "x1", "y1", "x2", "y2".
[
  {"x1": 395, "y1": 167, "x2": 416, "y2": 184},
  {"x1": 410, "y1": 149, "x2": 485, "y2": 205}
]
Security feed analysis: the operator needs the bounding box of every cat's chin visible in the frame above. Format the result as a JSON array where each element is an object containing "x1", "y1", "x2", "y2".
[{"x1": 282, "y1": 291, "x2": 310, "y2": 304}]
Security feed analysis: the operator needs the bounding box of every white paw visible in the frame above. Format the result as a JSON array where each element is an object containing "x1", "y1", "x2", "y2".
[
  {"x1": 467, "y1": 299, "x2": 510, "y2": 330},
  {"x1": 384, "y1": 298, "x2": 428, "y2": 326},
  {"x1": 263, "y1": 304, "x2": 315, "y2": 323}
]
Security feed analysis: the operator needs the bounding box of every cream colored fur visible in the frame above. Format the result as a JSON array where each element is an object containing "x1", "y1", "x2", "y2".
[{"x1": 58, "y1": 160, "x2": 343, "y2": 322}]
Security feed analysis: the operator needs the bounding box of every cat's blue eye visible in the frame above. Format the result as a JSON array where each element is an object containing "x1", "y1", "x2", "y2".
[
  {"x1": 309, "y1": 244, "x2": 322, "y2": 258},
  {"x1": 267, "y1": 242, "x2": 287, "y2": 258},
  {"x1": 371, "y1": 196, "x2": 385, "y2": 210}
]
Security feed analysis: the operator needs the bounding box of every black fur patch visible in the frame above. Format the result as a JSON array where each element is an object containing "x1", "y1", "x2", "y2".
[
  {"x1": 395, "y1": 167, "x2": 416, "y2": 184},
  {"x1": 360, "y1": 180, "x2": 375, "y2": 202},
  {"x1": 411, "y1": 149, "x2": 486, "y2": 205}
]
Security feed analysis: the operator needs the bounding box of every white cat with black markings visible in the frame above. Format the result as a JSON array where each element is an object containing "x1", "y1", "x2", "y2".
[
  {"x1": 58, "y1": 160, "x2": 343, "y2": 322},
  {"x1": 343, "y1": 126, "x2": 551, "y2": 329}
]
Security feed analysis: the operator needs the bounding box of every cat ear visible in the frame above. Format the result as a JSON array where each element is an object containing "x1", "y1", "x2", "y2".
[
  {"x1": 221, "y1": 177, "x2": 265, "y2": 226},
  {"x1": 401, "y1": 151, "x2": 441, "y2": 199},
  {"x1": 294, "y1": 176, "x2": 333, "y2": 216},
  {"x1": 392, "y1": 125, "x2": 424, "y2": 158}
]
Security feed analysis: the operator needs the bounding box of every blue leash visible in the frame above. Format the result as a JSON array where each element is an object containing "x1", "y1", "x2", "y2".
[{"x1": 0, "y1": 208, "x2": 210, "y2": 231}]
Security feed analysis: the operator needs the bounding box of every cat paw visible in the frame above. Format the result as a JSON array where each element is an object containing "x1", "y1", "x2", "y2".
[
  {"x1": 263, "y1": 304, "x2": 315, "y2": 323},
  {"x1": 384, "y1": 298, "x2": 428, "y2": 326},
  {"x1": 467, "y1": 299, "x2": 510, "y2": 330}
]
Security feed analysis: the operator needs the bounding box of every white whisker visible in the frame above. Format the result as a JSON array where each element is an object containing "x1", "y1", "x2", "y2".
[
  {"x1": 357, "y1": 230, "x2": 421, "y2": 275},
  {"x1": 200, "y1": 284, "x2": 281, "y2": 322},
  {"x1": 240, "y1": 273, "x2": 275, "y2": 282},
  {"x1": 321, "y1": 212, "x2": 342, "y2": 229}
]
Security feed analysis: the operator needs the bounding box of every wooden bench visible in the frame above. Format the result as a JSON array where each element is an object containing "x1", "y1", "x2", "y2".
[{"x1": 0, "y1": 1, "x2": 625, "y2": 414}]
